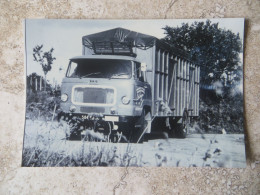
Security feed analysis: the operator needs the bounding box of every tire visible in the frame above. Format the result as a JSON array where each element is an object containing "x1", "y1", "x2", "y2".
[
  {"x1": 65, "y1": 116, "x2": 84, "y2": 141},
  {"x1": 129, "y1": 109, "x2": 150, "y2": 143},
  {"x1": 176, "y1": 111, "x2": 189, "y2": 138},
  {"x1": 68, "y1": 131, "x2": 81, "y2": 140},
  {"x1": 168, "y1": 111, "x2": 189, "y2": 138}
]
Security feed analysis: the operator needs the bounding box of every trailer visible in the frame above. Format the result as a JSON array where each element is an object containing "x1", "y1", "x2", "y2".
[{"x1": 60, "y1": 27, "x2": 200, "y2": 142}]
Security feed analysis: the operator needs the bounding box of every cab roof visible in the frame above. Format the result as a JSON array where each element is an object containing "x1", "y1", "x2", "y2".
[
  {"x1": 70, "y1": 55, "x2": 138, "y2": 61},
  {"x1": 82, "y1": 27, "x2": 156, "y2": 50}
]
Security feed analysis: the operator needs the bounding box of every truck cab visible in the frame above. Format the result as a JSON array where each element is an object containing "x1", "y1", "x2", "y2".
[{"x1": 60, "y1": 55, "x2": 152, "y2": 142}]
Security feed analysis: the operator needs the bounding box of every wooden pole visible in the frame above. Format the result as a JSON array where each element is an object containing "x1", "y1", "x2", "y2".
[
  {"x1": 40, "y1": 76, "x2": 42, "y2": 91},
  {"x1": 52, "y1": 104, "x2": 57, "y2": 122},
  {"x1": 35, "y1": 77, "x2": 37, "y2": 91},
  {"x1": 44, "y1": 75, "x2": 46, "y2": 91},
  {"x1": 30, "y1": 76, "x2": 32, "y2": 93}
]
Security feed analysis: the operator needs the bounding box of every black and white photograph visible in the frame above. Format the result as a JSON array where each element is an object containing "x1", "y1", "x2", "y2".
[{"x1": 22, "y1": 18, "x2": 246, "y2": 167}]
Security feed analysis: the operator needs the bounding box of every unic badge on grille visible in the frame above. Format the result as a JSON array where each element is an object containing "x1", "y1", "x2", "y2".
[{"x1": 73, "y1": 86, "x2": 115, "y2": 105}]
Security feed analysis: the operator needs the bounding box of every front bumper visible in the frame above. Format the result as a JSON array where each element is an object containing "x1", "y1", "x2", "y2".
[
  {"x1": 60, "y1": 100, "x2": 141, "y2": 117},
  {"x1": 59, "y1": 111, "x2": 134, "y2": 123}
]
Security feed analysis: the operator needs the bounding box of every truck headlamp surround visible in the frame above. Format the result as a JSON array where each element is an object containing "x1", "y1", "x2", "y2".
[
  {"x1": 121, "y1": 96, "x2": 130, "y2": 105},
  {"x1": 70, "y1": 105, "x2": 76, "y2": 112},
  {"x1": 61, "y1": 93, "x2": 68, "y2": 102}
]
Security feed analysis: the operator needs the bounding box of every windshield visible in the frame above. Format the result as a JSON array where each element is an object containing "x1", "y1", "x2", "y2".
[{"x1": 66, "y1": 59, "x2": 132, "y2": 79}]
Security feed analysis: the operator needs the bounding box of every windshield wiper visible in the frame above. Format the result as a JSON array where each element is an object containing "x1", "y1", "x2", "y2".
[
  {"x1": 80, "y1": 72, "x2": 101, "y2": 79},
  {"x1": 109, "y1": 73, "x2": 129, "y2": 78}
]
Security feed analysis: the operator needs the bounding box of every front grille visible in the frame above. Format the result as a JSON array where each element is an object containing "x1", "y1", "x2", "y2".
[
  {"x1": 80, "y1": 107, "x2": 105, "y2": 113},
  {"x1": 73, "y1": 86, "x2": 114, "y2": 104}
]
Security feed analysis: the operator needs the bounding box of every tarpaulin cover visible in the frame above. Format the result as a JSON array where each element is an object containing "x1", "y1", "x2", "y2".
[{"x1": 82, "y1": 27, "x2": 157, "y2": 49}]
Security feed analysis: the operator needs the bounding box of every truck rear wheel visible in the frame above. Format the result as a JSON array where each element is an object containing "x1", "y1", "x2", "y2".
[
  {"x1": 168, "y1": 111, "x2": 189, "y2": 138},
  {"x1": 176, "y1": 111, "x2": 189, "y2": 138}
]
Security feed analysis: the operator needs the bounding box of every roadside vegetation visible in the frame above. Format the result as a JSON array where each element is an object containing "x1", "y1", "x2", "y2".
[{"x1": 163, "y1": 20, "x2": 244, "y2": 134}]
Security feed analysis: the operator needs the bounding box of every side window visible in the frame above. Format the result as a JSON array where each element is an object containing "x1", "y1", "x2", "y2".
[
  {"x1": 67, "y1": 61, "x2": 78, "y2": 77},
  {"x1": 135, "y1": 62, "x2": 144, "y2": 82},
  {"x1": 135, "y1": 62, "x2": 140, "y2": 79}
]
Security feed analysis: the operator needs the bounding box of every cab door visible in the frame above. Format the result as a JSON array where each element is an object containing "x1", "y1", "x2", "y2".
[{"x1": 134, "y1": 62, "x2": 152, "y2": 111}]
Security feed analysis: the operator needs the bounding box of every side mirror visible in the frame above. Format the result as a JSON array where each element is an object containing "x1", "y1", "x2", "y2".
[{"x1": 141, "y1": 63, "x2": 147, "y2": 72}]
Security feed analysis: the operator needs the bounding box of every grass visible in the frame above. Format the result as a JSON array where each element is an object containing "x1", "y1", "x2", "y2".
[
  {"x1": 22, "y1": 120, "x2": 144, "y2": 167},
  {"x1": 22, "y1": 140, "x2": 144, "y2": 167},
  {"x1": 22, "y1": 118, "x2": 236, "y2": 167}
]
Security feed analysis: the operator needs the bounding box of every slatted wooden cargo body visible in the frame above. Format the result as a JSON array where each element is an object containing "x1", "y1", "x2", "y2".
[
  {"x1": 152, "y1": 47, "x2": 199, "y2": 117},
  {"x1": 133, "y1": 44, "x2": 200, "y2": 117},
  {"x1": 82, "y1": 28, "x2": 200, "y2": 118}
]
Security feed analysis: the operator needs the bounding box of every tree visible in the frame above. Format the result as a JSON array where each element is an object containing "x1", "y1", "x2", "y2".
[
  {"x1": 163, "y1": 20, "x2": 244, "y2": 133},
  {"x1": 33, "y1": 45, "x2": 56, "y2": 91},
  {"x1": 162, "y1": 20, "x2": 242, "y2": 87}
]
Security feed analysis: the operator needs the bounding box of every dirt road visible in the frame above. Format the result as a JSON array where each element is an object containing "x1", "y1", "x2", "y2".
[
  {"x1": 140, "y1": 134, "x2": 246, "y2": 167},
  {"x1": 23, "y1": 120, "x2": 246, "y2": 167}
]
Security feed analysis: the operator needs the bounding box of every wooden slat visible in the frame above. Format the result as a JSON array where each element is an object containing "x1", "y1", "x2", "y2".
[
  {"x1": 152, "y1": 46, "x2": 156, "y2": 116},
  {"x1": 195, "y1": 65, "x2": 199, "y2": 115},
  {"x1": 194, "y1": 65, "x2": 197, "y2": 115},
  {"x1": 192, "y1": 65, "x2": 195, "y2": 115},
  {"x1": 172, "y1": 56, "x2": 177, "y2": 115},
  {"x1": 179, "y1": 59, "x2": 182, "y2": 115},
  {"x1": 185, "y1": 61, "x2": 188, "y2": 109},
  {"x1": 183, "y1": 61, "x2": 186, "y2": 112},
  {"x1": 186, "y1": 62, "x2": 190, "y2": 110},
  {"x1": 167, "y1": 56, "x2": 173, "y2": 104},
  {"x1": 183, "y1": 60, "x2": 186, "y2": 115},
  {"x1": 197, "y1": 65, "x2": 199, "y2": 115},
  {"x1": 188, "y1": 64, "x2": 195, "y2": 116},
  {"x1": 167, "y1": 54, "x2": 176, "y2": 109},
  {"x1": 157, "y1": 49, "x2": 160, "y2": 100},
  {"x1": 182, "y1": 60, "x2": 185, "y2": 114},
  {"x1": 183, "y1": 60, "x2": 187, "y2": 112},
  {"x1": 192, "y1": 65, "x2": 196, "y2": 115},
  {"x1": 179, "y1": 59, "x2": 183, "y2": 116},
  {"x1": 180, "y1": 59, "x2": 183, "y2": 116},
  {"x1": 173, "y1": 56, "x2": 177, "y2": 115},
  {"x1": 161, "y1": 51, "x2": 165, "y2": 100},
  {"x1": 197, "y1": 66, "x2": 200, "y2": 116},
  {"x1": 165, "y1": 52, "x2": 169, "y2": 102},
  {"x1": 176, "y1": 57, "x2": 180, "y2": 116}
]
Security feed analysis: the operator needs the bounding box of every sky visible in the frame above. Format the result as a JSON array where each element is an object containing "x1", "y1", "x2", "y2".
[{"x1": 25, "y1": 18, "x2": 244, "y2": 86}]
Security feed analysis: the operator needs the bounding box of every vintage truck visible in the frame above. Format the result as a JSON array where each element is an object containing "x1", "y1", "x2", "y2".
[{"x1": 60, "y1": 27, "x2": 200, "y2": 142}]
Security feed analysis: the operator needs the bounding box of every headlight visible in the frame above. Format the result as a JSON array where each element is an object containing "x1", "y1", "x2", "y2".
[
  {"x1": 61, "y1": 94, "x2": 68, "y2": 102},
  {"x1": 121, "y1": 96, "x2": 130, "y2": 105},
  {"x1": 70, "y1": 105, "x2": 76, "y2": 112}
]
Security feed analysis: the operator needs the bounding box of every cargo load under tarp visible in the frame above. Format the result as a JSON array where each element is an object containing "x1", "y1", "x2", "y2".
[
  {"x1": 82, "y1": 27, "x2": 189, "y2": 58},
  {"x1": 82, "y1": 28, "x2": 158, "y2": 56}
]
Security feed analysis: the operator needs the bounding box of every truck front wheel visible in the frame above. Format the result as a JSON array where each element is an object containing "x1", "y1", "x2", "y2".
[{"x1": 129, "y1": 109, "x2": 150, "y2": 143}]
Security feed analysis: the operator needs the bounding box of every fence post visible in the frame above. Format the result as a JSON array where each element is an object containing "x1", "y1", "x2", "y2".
[
  {"x1": 35, "y1": 77, "x2": 37, "y2": 91},
  {"x1": 40, "y1": 76, "x2": 42, "y2": 91},
  {"x1": 52, "y1": 104, "x2": 57, "y2": 122}
]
